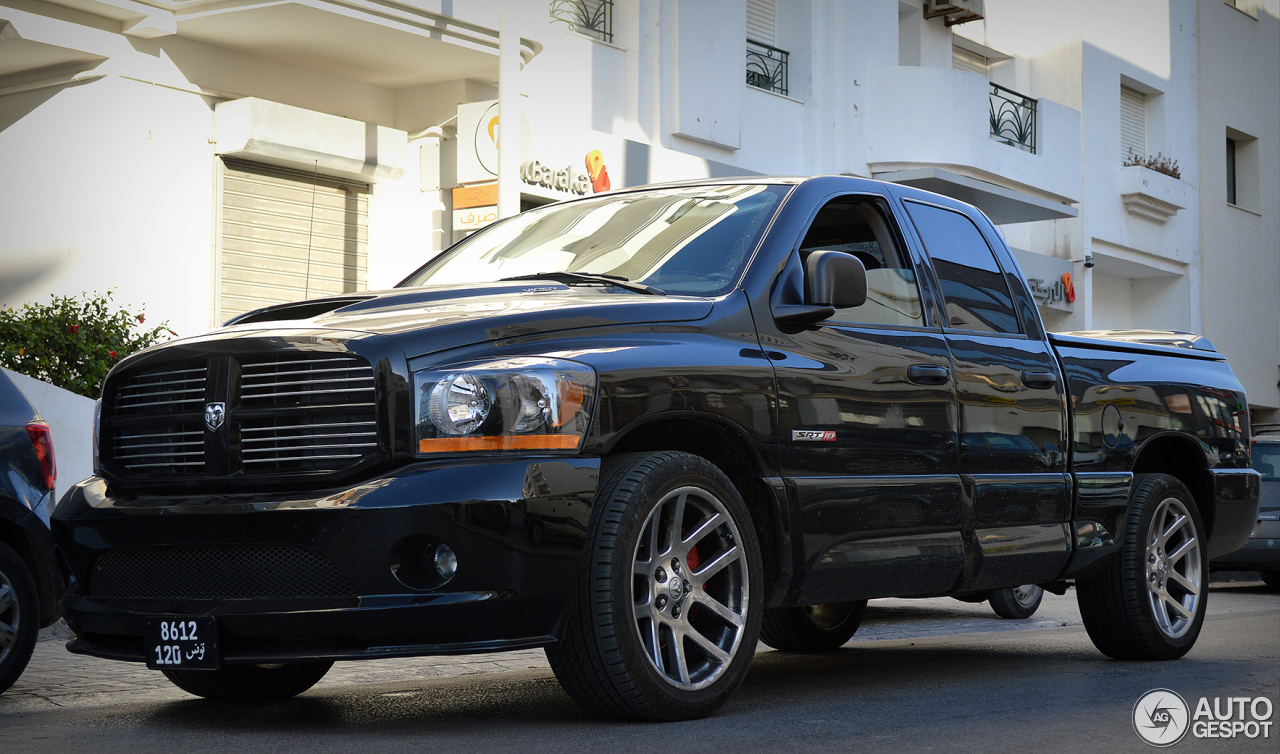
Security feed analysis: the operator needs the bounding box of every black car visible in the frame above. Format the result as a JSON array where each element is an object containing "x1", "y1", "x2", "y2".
[
  {"x1": 52, "y1": 177, "x2": 1258, "y2": 720},
  {"x1": 0, "y1": 370, "x2": 62, "y2": 694},
  {"x1": 1212, "y1": 424, "x2": 1279, "y2": 584}
]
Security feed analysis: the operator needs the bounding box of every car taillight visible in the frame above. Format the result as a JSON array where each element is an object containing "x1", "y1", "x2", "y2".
[{"x1": 27, "y1": 421, "x2": 56, "y2": 493}]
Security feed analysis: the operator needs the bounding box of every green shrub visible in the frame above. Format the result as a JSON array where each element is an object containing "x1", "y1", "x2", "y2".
[{"x1": 0, "y1": 291, "x2": 174, "y2": 399}]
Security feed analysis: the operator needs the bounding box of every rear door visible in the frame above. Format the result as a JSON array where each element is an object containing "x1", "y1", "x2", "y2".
[{"x1": 897, "y1": 196, "x2": 1071, "y2": 589}]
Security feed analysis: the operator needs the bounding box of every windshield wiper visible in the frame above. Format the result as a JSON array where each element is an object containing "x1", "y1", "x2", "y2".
[{"x1": 500, "y1": 272, "x2": 666, "y2": 296}]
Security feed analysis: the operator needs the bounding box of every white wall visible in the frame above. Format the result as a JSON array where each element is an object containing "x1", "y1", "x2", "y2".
[{"x1": 1197, "y1": 0, "x2": 1280, "y2": 417}]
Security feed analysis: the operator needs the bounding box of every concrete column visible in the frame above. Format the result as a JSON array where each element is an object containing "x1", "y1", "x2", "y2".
[{"x1": 497, "y1": 0, "x2": 522, "y2": 219}]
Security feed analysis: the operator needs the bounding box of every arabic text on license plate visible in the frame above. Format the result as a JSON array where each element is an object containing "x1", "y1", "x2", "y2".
[{"x1": 146, "y1": 617, "x2": 218, "y2": 670}]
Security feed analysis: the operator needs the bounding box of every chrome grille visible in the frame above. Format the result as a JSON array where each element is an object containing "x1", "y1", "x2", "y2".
[
  {"x1": 241, "y1": 416, "x2": 379, "y2": 471},
  {"x1": 114, "y1": 363, "x2": 208, "y2": 414},
  {"x1": 114, "y1": 423, "x2": 204, "y2": 472},
  {"x1": 88, "y1": 546, "x2": 356, "y2": 600},
  {"x1": 103, "y1": 349, "x2": 381, "y2": 482},
  {"x1": 240, "y1": 355, "x2": 375, "y2": 406}
]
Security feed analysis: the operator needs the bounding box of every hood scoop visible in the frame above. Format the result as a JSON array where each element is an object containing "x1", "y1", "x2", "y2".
[{"x1": 226, "y1": 296, "x2": 377, "y2": 326}]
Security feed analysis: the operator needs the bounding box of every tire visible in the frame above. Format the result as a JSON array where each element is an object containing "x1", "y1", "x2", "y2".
[
  {"x1": 1077, "y1": 474, "x2": 1208, "y2": 660},
  {"x1": 546, "y1": 452, "x2": 763, "y2": 721},
  {"x1": 988, "y1": 585, "x2": 1044, "y2": 619},
  {"x1": 1262, "y1": 571, "x2": 1280, "y2": 588},
  {"x1": 162, "y1": 661, "x2": 333, "y2": 701},
  {"x1": 759, "y1": 601, "x2": 867, "y2": 651},
  {"x1": 0, "y1": 541, "x2": 40, "y2": 695}
]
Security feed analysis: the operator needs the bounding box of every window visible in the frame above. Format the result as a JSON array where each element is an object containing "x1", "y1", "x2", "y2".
[
  {"x1": 549, "y1": 0, "x2": 613, "y2": 44},
  {"x1": 904, "y1": 201, "x2": 1021, "y2": 334},
  {"x1": 1226, "y1": 127, "x2": 1260, "y2": 211},
  {"x1": 1227, "y1": 137, "x2": 1237, "y2": 205},
  {"x1": 1120, "y1": 85, "x2": 1146, "y2": 163},
  {"x1": 746, "y1": 0, "x2": 788, "y2": 95},
  {"x1": 799, "y1": 198, "x2": 924, "y2": 328}
]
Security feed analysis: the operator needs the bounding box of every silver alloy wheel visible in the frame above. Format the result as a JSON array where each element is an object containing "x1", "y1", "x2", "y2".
[
  {"x1": 0, "y1": 569, "x2": 17, "y2": 664},
  {"x1": 1144, "y1": 495, "x2": 1203, "y2": 639},
  {"x1": 631, "y1": 485, "x2": 749, "y2": 691},
  {"x1": 1011, "y1": 584, "x2": 1043, "y2": 608}
]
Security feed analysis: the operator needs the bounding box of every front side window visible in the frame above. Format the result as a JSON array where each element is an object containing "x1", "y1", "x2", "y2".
[
  {"x1": 401, "y1": 185, "x2": 789, "y2": 297},
  {"x1": 799, "y1": 198, "x2": 924, "y2": 328},
  {"x1": 904, "y1": 201, "x2": 1021, "y2": 334}
]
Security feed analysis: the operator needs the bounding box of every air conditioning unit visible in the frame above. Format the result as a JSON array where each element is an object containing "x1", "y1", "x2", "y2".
[{"x1": 923, "y1": 0, "x2": 985, "y2": 26}]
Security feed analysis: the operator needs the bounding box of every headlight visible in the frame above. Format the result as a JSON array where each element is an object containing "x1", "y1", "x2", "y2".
[{"x1": 413, "y1": 357, "x2": 595, "y2": 454}]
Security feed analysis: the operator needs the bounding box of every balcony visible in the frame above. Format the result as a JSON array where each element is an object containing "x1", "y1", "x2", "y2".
[
  {"x1": 864, "y1": 66, "x2": 1080, "y2": 224},
  {"x1": 550, "y1": 0, "x2": 613, "y2": 44},
  {"x1": 746, "y1": 40, "x2": 789, "y2": 97},
  {"x1": 990, "y1": 82, "x2": 1036, "y2": 154}
]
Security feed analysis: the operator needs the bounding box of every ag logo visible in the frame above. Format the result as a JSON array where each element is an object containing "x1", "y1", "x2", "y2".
[
  {"x1": 204, "y1": 402, "x2": 226, "y2": 432},
  {"x1": 1134, "y1": 689, "x2": 1190, "y2": 747}
]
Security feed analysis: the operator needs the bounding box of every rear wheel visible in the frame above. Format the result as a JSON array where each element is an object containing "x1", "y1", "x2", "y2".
[
  {"x1": 1261, "y1": 571, "x2": 1280, "y2": 587},
  {"x1": 0, "y1": 542, "x2": 40, "y2": 695},
  {"x1": 1077, "y1": 474, "x2": 1207, "y2": 660},
  {"x1": 759, "y1": 601, "x2": 867, "y2": 651},
  {"x1": 988, "y1": 585, "x2": 1044, "y2": 619},
  {"x1": 162, "y1": 661, "x2": 333, "y2": 701},
  {"x1": 546, "y1": 452, "x2": 762, "y2": 721}
]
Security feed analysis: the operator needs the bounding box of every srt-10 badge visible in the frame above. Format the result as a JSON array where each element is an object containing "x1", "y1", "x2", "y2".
[{"x1": 792, "y1": 430, "x2": 837, "y2": 442}]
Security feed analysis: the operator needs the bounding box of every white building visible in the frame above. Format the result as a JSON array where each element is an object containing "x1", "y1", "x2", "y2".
[{"x1": 1, "y1": 0, "x2": 1276, "y2": 421}]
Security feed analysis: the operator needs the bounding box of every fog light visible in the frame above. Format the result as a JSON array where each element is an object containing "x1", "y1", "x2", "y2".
[{"x1": 434, "y1": 544, "x2": 458, "y2": 580}]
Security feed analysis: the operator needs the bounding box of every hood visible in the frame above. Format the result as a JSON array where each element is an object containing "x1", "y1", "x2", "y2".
[{"x1": 213, "y1": 282, "x2": 715, "y2": 358}]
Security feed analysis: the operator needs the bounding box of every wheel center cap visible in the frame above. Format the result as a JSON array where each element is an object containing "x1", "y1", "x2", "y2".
[{"x1": 669, "y1": 579, "x2": 684, "y2": 600}]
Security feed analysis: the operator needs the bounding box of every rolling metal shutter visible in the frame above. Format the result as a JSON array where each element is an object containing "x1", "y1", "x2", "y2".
[
  {"x1": 1120, "y1": 86, "x2": 1146, "y2": 162},
  {"x1": 219, "y1": 159, "x2": 369, "y2": 322},
  {"x1": 952, "y1": 45, "x2": 988, "y2": 76},
  {"x1": 747, "y1": 0, "x2": 775, "y2": 45}
]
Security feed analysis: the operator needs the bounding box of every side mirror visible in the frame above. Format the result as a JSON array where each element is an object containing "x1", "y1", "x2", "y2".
[{"x1": 805, "y1": 251, "x2": 867, "y2": 308}]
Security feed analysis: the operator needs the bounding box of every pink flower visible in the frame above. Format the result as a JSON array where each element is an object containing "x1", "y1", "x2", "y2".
[
  {"x1": 69, "y1": 324, "x2": 80, "y2": 335},
  {"x1": 138, "y1": 314, "x2": 145, "y2": 324},
  {"x1": 109, "y1": 350, "x2": 118, "y2": 359}
]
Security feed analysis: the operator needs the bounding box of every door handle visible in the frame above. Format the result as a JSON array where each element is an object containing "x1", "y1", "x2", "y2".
[
  {"x1": 907, "y1": 364, "x2": 951, "y2": 386},
  {"x1": 1021, "y1": 370, "x2": 1059, "y2": 389}
]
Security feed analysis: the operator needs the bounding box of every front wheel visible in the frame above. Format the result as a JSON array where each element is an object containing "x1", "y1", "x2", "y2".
[
  {"x1": 546, "y1": 452, "x2": 763, "y2": 721},
  {"x1": 988, "y1": 585, "x2": 1044, "y2": 619},
  {"x1": 162, "y1": 661, "x2": 333, "y2": 701},
  {"x1": 1077, "y1": 474, "x2": 1207, "y2": 660}
]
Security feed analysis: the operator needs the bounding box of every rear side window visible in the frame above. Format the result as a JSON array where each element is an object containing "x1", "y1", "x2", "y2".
[
  {"x1": 904, "y1": 201, "x2": 1021, "y2": 334},
  {"x1": 799, "y1": 198, "x2": 924, "y2": 327}
]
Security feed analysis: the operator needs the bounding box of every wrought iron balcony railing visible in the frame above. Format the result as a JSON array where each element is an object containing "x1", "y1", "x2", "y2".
[
  {"x1": 746, "y1": 39, "x2": 789, "y2": 97},
  {"x1": 989, "y1": 82, "x2": 1036, "y2": 154},
  {"x1": 550, "y1": 0, "x2": 613, "y2": 44}
]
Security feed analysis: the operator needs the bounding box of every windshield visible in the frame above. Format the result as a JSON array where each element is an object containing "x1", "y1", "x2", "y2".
[{"x1": 400, "y1": 184, "x2": 790, "y2": 296}]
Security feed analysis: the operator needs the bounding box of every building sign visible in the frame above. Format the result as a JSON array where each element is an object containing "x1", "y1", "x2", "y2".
[
  {"x1": 453, "y1": 183, "x2": 498, "y2": 209},
  {"x1": 1010, "y1": 247, "x2": 1076, "y2": 313},
  {"x1": 453, "y1": 207, "x2": 498, "y2": 232},
  {"x1": 456, "y1": 100, "x2": 613, "y2": 200}
]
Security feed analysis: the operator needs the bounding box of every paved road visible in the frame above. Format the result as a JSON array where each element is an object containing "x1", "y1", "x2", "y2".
[{"x1": 3, "y1": 583, "x2": 1276, "y2": 753}]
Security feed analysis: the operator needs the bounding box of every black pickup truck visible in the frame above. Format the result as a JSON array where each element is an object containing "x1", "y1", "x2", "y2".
[{"x1": 52, "y1": 176, "x2": 1260, "y2": 720}]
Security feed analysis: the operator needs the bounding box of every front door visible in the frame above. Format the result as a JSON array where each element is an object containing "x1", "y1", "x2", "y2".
[{"x1": 759, "y1": 194, "x2": 964, "y2": 604}]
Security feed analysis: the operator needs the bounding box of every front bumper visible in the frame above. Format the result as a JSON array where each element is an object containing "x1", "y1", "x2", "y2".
[{"x1": 52, "y1": 457, "x2": 599, "y2": 664}]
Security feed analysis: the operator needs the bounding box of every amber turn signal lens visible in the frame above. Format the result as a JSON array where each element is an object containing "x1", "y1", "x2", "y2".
[
  {"x1": 418, "y1": 435, "x2": 581, "y2": 453},
  {"x1": 555, "y1": 377, "x2": 586, "y2": 427}
]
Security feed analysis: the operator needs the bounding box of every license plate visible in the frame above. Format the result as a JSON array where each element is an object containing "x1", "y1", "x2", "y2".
[{"x1": 145, "y1": 616, "x2": 219, "y2": 670}]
